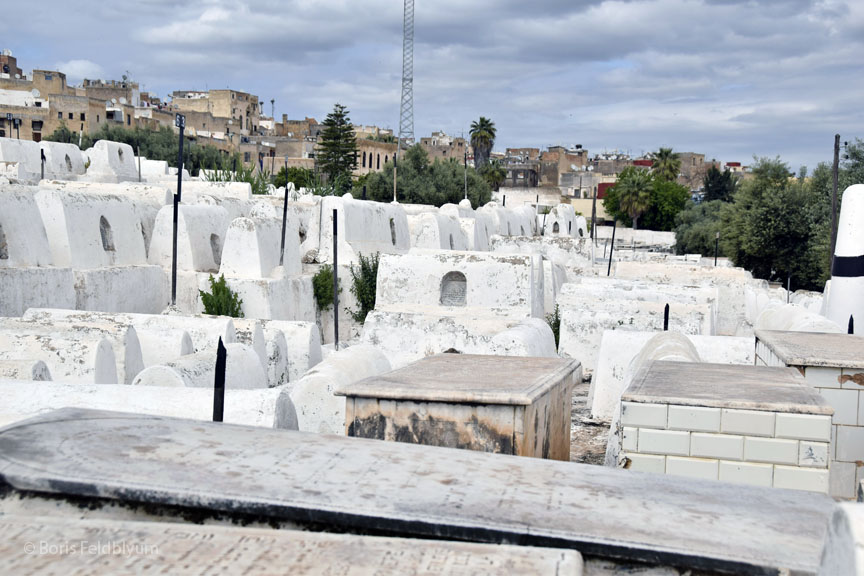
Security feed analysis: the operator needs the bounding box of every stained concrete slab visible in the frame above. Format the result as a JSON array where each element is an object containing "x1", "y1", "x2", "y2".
[
  {"x1": 624, "y1": 361, "x2": 833, "y2": 414},
  {"x1": 755, "y1": 330, "x2": 864, "y2": 369},
  {"x1": 0, "y1": 408, "x2": 834, "y2": 575},
  {"x1": 0, "y1": 516, "x2": 582, "y2": 575},
  {"x1": 335, "y1": 354, "x2": 579, "y2": 405}
]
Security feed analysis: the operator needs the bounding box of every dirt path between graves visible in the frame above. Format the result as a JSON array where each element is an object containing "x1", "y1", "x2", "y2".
[{"x1": 570, "y1": 376, "x2": 610, "y2": 465}]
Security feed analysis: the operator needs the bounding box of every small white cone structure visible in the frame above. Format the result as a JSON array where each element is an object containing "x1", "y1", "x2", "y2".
[{"x1": 826, "y1": 184, "x2": 864, "y2": 332}]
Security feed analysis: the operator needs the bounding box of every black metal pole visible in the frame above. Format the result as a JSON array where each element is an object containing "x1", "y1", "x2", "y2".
[
  {"x1": 332, "y1": 208, "x2": 339, "y2": 351},
  {"x1": 40, "y1": 149, "x2": 45, "y2": 180},
  {"x1": 607, "y1": 219, "x2": 617, "y2": 276},
  {"x1": 502, "y1": 195, "x2": 506, "y2": 207},
  {"x1": 279, "y1": 183, "x2": 289, "y2": 266},
  {"x1": 213, "y1": 337, "x2": 226, "y2": 422},
  {"x1": 15, "y1": 119, "x2": 19, "y2": 140},
  {"x1": 830, "y1": 134, "x2": 840, "y2": 269},
  {"x1": 664, "y1": 303, "x2": 670, "y2": 331},
  {"x1": 714, "y1": 232, "x2": 719, "y2": 266},
  {"x1": 171, "y1": 114, "x2": 185, "y2": 307},
  {"x1": 849, "y1": 315, "x2": 855, "y2": 335},
  {"x1": 590, "y1": 188, "x2": 597, "y2": 241},
  {"x1": 137, "y1": 145, "x2": 142, "y2": 182}
]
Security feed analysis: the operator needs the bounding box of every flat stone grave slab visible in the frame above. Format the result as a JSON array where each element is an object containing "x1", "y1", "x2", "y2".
[
  {"x1": 0, "y1": 516, "x2": 582, "y2": 575},
  {"x1": 619, "y1": 361, "x2": 833, "y2": 493},
  {"x1": 756, "y1": 330, "x2": 864, "y2": 499},
  {"x1": 336, "y1": 354, "x2": 580, "y2": 460},
  {"x1": 0, "y1": 408, "x2": 834, "y2": 575},
  {"x1": 755, "y1": 330, "x2": 864, "y2": 369}
]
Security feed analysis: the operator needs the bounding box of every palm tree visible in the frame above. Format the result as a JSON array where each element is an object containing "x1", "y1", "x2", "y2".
[
  {"x1": 481, "y1": 158, "x2": 506, "y2": 191},
  {"x1": 469, "y1": 117, "x2": 496, "y2": 169},
  {"x1": 616, "y1": 167, "x2": 653, "y2": 229},
  {"x1": 651, "y1": 147, "x2": 681, "y2": 182}
]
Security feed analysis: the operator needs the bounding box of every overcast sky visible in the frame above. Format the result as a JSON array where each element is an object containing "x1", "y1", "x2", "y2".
[{"x1": 5, "y1": 0, "x2": 862, "y2": 170}]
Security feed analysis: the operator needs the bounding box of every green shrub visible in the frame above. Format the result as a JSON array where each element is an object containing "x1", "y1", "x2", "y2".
[
  {"x1": 348, "y1": 252, "x2": 380, "y2": 323},
  {"x1": 199, "y1": 274, "x2": 244, "y2": 318},
  {"x1": 206, "y1": 164, "x2": 271, "y2": 195},
  {"x1": 546, "y1": 304, "x2": 561, "y2": 349},
  {"x1": 312, "y1": 264, "x2": 340, "y2": 311}
]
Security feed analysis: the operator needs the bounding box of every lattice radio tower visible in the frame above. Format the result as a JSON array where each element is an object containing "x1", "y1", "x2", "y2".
[{"x1": 397, "y1": 0, "x2": 415, "y2": 157}]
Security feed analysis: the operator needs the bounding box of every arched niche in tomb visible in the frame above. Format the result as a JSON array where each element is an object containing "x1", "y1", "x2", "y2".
[
  {"x1": 440, "y1": 271, "x2": 467, "y2": 307},
  {"x1": 578, "y1": 227, "x2": 584, "y2": 238},
  {"x1": 64, "y1": 154, "x2": 72, "y2": 172},
  {"x1": 449, "y1": 234, "x2": 454, "y2": 250},
  {"x1": 210, "y1": 233, "x2": 223, "y2": 266},
  {"x1": 520, "y1": 225, "x2": 525, "y2": 235},
  {"x1": 389, "y1": 218, "x2": 396, "y2": 246},
  {"x1": 99, "y1": 216, "x2": 115, "y2": 252},
  {"x1": 0, "y1": 222, "x2": 8, "y2": 260},
  {"x1": 117, "y1": 148, "x2": 124, "y2": 162},
  {"x1": 553, "y1": 222, "x2": 560, "y2": 234},
  {"x1": 507, "y1": 222, "x2": 512, "y2": 236}
]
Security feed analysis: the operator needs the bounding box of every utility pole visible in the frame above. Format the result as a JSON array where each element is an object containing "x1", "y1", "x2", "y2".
[
  {"x1": 830, "y1": 134, "x2": 840, "y2": 270},
  {"x1": 463, "y1": 146, "x2": 468, "y2": 201},
  {"x1": 171, "y1": 113, "x2": 186, "y2": 307}
]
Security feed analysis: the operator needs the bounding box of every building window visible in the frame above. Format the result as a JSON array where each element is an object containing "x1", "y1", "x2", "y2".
[
  {"x1": 44, "y1": 74, "x2": 52, "y2": 81},
  {"x1": 376, "y1": 154, "x2": 380, "y2": 170},
  {"x1": 58, "y1": 112, "x2": 62, "y2": 119},
  {"x1": 80, "y1": 113, "x2": 85, "y2": 121},
  {"x1": 243, "y1": 152, "x2": 250, "y2": 162},
  {"x1": 362, "y1": 151, "x2": 366, "y2": 168},
  {"x1": 97, "y1": 115, "x2": 100, "y2": 122},
  {"x1": 35, "y1": 101, "x2": 42, "y2": 108},
  {"x1": 68, "y1": 112, "x2": 73, "y2": 120}
]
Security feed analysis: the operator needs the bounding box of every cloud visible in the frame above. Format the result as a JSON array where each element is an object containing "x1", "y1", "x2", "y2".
[
  {"x1": 54, "y1": 59, "x2": 105, "y2": 83},
  {"x1": 1, "y1": 0, "x2": 861, "y2": 169}
]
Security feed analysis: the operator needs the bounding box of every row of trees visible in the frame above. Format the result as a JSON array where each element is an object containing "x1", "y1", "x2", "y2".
[
  {"x1": 46, "y1": 122, "x2": 235, "y2": 177},
  {"x1": 674, "y1": 140, "x2": 864, "y2": 291}
]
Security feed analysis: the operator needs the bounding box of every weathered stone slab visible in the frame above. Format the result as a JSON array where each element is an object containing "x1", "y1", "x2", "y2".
[
  {"x1": 0, "y1": 516, "x2": 581, "y2": 575},
  {"x1": 624, "y1": 361, "x2": 833, "y2": 414},
  {"x1": 756, "y1": 330, "x2": 864, "y2": 369},
  {"x1": 0, "y1": 408, "x2": 833, "y2": 575},
  {"x1": 338, "y1": 354, "x2": 578, "y2": 460}
]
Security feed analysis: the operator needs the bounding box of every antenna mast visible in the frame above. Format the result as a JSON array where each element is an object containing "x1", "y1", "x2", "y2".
[{"x1": 397, "y1": 0, "x2": 415, "y2": 157}]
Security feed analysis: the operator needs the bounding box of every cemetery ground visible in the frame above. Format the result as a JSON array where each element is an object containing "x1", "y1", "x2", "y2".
[{"x1": 570, "y1": 375, "x2": 610, "y2": 465}]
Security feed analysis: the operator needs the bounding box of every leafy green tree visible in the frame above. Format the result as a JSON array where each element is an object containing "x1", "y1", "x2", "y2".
[
  {"x1": 316, "y1": 103, "x2": 357, "y2": 193},
  {"x1": 721, "y1": 157, "x2": 829, "y2": 291},
  {"x1": 651, "y1": 147, "x2": 681, "y2": 182},
  {"x1": 545, "y1": 305, "x2": 561, "y2": 349},
  {"x1": 469, "y1": 117, "x2": 496, "y2": 169},
  {"x1": 674, "y1": 200, "x2": 728, "y2": 256},
  {"x1": 361, "y1": 144, "x2": 491, "y2": 207},
  {"x1": 349, "y1": 252, "x2": 380, "y2": 323},
  {"x1": 640, "y1": 179, "x2": 691, "y2": 231},
  {"x1": 199, "y1": 274, "x2": 244, "y2": 318},
  {"x1": 274, "y1": 166, "x2": 313, "y2": 190},
  {"x1": 703, "y1": 165, "x2": 737, "y2": 202},
  {"x1": 612, "y1": 166, "x2": 654, "y2": 229}
]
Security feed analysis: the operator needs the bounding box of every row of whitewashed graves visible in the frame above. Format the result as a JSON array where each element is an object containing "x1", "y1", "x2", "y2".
[{"x1": 1, "y1": 135, "x2": 863, "y2": 573}]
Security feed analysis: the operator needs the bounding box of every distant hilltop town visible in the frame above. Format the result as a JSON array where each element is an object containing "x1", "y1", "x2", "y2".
[{"x1": 0, "y1": 48, "x2": 748, "y2": 205}]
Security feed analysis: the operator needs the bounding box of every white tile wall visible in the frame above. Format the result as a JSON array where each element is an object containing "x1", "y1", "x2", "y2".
[
  {"x1": 744, "y1": 437, "x2": 799, "y2": 465},
  {"x1": 775, "y1": 413, "x2": 832, "y2": 442},
  {"x1": 804, "y1": 366, "x2": 842, "y2": 389},
  {"x1": 836, "y1": 425, "x2": 864, "y2": 462},
  {"x1": 666, "y1": 456, "x2": 718, "y2": 480},
  {"x1": 830, "y1": 461, "x2": 858, "y2": 499},
  {"x1": 798, "y1": 441, "x2": 829, "y2": 468},
  {"x1": 819, "y1": 388, "x2": 860, "y2": 426},
  {"x1": 619, "y1": 396, "x2": 831, "y2": 494},
  {"x1": 623, "y1": 452, "x2": 666, "y2": 474},
  {"x1": 667, "y1": 406, "x2": 720, "y2": 432},
  {"x1": 773, "y1": 466, "x2": 829, "y2": 493},
  {"x1": 840, "y1": 369, "x2": 864, "y2": 390},
  {"x1": 621, "y1": 402, "x2": 667, "y2": 429},
  {"x1": 622, "y1": 427, "x2": 638, "y2": 452},
  {"x1": 718, "y1": 461, "x2": 773, "y2": 488},
  {"x1": 691, "y1": 433, "x2": 743, "y2": 460},
  {"x1": 721, "y1": 409, "x2": 775, "y2": 437},
  {"x1": 859, "y1": 391, "x2": 864, "y2": 426},
  {"x1": 638, "y1": 428, "x2": 690, "y2": 456}
]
